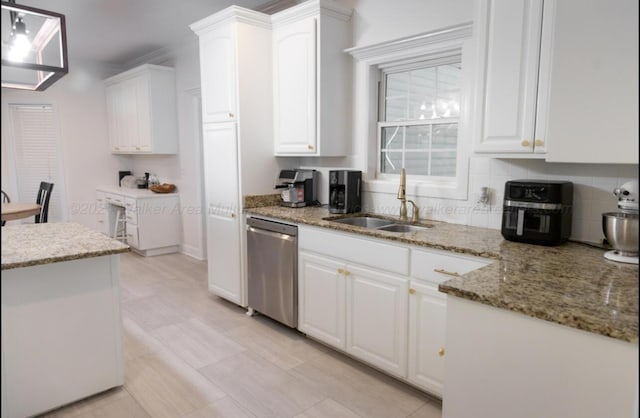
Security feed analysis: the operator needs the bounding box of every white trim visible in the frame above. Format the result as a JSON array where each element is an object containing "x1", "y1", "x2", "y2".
[
  {"x1": 348, "y1": 23, "x2": 475, "y2": 201},
  {"x1": 346, "y1": 23, "x2": 473, "y2": 61},
  {"x1": 180, "y1": 244, "x2": 206, "y2": 261},
  {"x1": 271, "y1": 0, "x2": 353, "y2": 27},
  {"x1": 103, "y1": 64, "x2": 174, "y2": 86},
  {"x1": 190, "y1": 6, "x2": 272, "y2": 34}
]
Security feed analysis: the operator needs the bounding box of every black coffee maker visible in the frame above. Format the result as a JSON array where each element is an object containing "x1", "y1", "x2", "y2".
[{"x1": 329, "y1": 170, "x2": 362, "y2": 214}]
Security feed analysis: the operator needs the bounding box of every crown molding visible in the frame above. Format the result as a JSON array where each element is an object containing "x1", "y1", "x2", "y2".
[
  {"x1": 346, "y1": 22, "x2": 473, "y2": 62},
  {"x1": 271, "y1": 0, "x2": 353, "y2": 28},
  {"x1": 190, "y1": 5, "x2": 271, "y2": 34}
]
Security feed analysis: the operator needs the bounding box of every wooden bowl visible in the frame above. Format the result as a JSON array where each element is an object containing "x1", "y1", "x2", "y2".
[{"x1": 149, "y1": 183, "x2": 176, "y2": 194}]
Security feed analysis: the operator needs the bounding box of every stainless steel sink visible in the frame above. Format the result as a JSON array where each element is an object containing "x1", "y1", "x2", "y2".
[
  {"x1": 328, "y1": 216, "x2": 395, "y2": 228},
  {"x1": 377, "y1": 223, "x2": 433, "y2": 233}
]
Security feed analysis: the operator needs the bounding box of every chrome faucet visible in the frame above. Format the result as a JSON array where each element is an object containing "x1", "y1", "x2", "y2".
[{"x1": 397, "y1": 168, "x2": 420, "y2": 222}]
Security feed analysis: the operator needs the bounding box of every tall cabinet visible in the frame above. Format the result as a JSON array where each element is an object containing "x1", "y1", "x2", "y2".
[{"x1": 191, "y1": 7, "x2": 282, "y2": 306}]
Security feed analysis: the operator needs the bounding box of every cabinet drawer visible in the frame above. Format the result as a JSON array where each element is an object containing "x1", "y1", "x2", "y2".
[
  {"x1": 105, "y1": 193, "x2": 124, "y2": 206},
  {"x1": 299, "y1": 226, "x2": 409, "y2": 276},
  {"x1": 126, "y1": 223, "x2": 139, "y2": 248},
  {"x1": 411, "y1": 248, "x2": 491, "y2": 285}
]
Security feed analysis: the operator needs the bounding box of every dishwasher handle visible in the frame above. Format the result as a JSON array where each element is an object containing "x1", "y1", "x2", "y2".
[{"x1": 247, "y1": 225, "x2": 297, "y2": 242}]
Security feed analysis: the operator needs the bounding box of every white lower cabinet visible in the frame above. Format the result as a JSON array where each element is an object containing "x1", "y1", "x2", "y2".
[
  {"x1": 298, "y1": 252, "x2": 345, "y2": 349},
  {"x1": 298, "y1": 250, "x2": 408, "y2": 378},
  {"x1": 346, "y1": 264, "x2": 408, "y2": 378},
  {"x1": 408, "y1": 280, "x2": 447, "y2": 397},
  {"x1": 297, "y1": 225, "x2": 491, "y2": 398},
  {"x1": 206, "y1": 210, "x2": 242, "y2": 305}
]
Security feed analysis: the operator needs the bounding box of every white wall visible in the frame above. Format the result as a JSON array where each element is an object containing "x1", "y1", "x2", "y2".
[
  {"x1": 122, "y1": 38, "x2": 207, "y2": 260},
  {"x1": 305, "y1": 0, "x2": 639, "y2": 245},
  {"x1": 1, "y1": 58, "x2": 131, "y2": 228}
]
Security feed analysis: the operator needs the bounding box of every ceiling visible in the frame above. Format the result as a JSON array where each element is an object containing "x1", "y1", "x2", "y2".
[{"x1": 10, "y1": 0, "x2": 272, "y2": 65}]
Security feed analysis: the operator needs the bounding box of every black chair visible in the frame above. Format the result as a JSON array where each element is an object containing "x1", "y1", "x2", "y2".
[
  {"x1": 36, "y1": 182, "x2": 54, "y2": 223},
  {"x1": 1, "y1": 190, "x2": 9, "y2": 227}
]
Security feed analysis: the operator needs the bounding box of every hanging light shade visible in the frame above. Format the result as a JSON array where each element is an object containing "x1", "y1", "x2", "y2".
[{"x1": 1, "y1": 0, "x2": 68, "y2": 91}]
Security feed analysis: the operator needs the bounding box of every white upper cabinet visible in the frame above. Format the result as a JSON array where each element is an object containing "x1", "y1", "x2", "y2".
[
  {"x1": 474, "y1": 0, "x2": 638, "y2": 163},
  {"x1": 273, "y1": 17, "x2": 317, "y2": 154},
  {"x1": 543, "y1": 0, "x2": 638, "y2": 163},
  {"x1": 473, "y1": 0, "x2": 546, "y2": 155},
  {"x1": 198, "y1": 24, "x2": 237, "y2": 124},
  {"x1": 104, "y1": 64, "x2": 178, "y2": 154},
  {"x1": 272, "y1": 0, "x2": 352, "y2": 156}
]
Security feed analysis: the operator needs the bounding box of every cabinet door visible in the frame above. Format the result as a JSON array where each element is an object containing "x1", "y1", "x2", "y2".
[
  {"x1": 202, "y1": 123, "x2": 242, "y2": 304},
  {"x1": 206, "y1": 210, "x2": 242, "y2": 304},
  {"x1": 474, "y1": 0, "x2": 543, "y2": 154},
  {"x1": 273, "y1": 17, "x2": 317, "y2": 155},
  {"x1": 298, "y1": 251, "x2": 346, "y2": 350},
  {"x1": 408, "y1": 280, "x2": 447, "y2": 397},
  {"x1": 346, "y1": 264, "x2": 408, "y2": 378},
  {"x1": 543, "y1": 0, "x2": 638, "y2": 163},
  {"x1": 199, "y1": 24, "x2": 237, "y2": 124},
  {"x1": 202, "y1": 123, "x2": 239, "y2": 211},
  {"x1": 132, "y1": 75, "x2": 152, "y2": 152},
  {"x1": 105, "y1": 83, "x2": 131, "y2": 153}
]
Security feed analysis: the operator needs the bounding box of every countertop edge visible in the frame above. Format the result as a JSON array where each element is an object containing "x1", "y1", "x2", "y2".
[{"x1": 2, "y1": 247, "x2": 131, "y2": 271}]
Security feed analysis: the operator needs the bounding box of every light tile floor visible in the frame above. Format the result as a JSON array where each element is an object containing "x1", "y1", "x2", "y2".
[{"x1": 42, "y1": 252, "x2": 442, "y2": 418}]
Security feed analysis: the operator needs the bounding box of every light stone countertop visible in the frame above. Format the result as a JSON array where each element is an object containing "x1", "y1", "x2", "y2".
[
  {"x1": 1, "y1": 222, "x2": 130, "y2": 270},
  {"x1": 246, "y1": 205, "x2": 639, "y2": 343}
]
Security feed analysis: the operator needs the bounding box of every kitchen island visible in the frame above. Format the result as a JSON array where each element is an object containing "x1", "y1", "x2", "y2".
[
  {"x1": 1, "y1": 223, "x2": 129, "y2": 418},
  {"x1": 246, "y1": 205, "x2": 638, "y2": 417}
]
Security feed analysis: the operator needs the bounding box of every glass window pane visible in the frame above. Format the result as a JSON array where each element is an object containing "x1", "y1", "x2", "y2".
[
  {"x1": 381, "y1": 126, "x2": 403, "y2": 150},
  {"x1": 385, "y1": 72, "x2": 408, "y2": 121},
  {"x1": 380, "y1": 151, "x2": 403, "y2": 174},
  {"x1": 430, "y1": 151, "x2": 457, "y2": 177},
  {"x1": 405, "y1": 125, "x2": 430, "y2": 149},
  {"x1": 432, "y1": 124, "x2": 457, "y2": 149},
  {"x1": 385, "y1": 98, "x2": 408, "y2": 121},
  {"x1": 409, "y1": 67, "x2": 436, "y2": 120},
  {"x1": 405, "y1": 152, "x2": 429, "y2": 176}
]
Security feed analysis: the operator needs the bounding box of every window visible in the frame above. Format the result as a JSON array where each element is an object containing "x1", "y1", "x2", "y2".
[
  {"x1": 379, "y1": 57, "x2": 461, "y2": 179},
  {"x1": 346, "y1": 23, "x2": 474, "y2": 200},
  {"x1": 8, "y1": 104, "x2": 66, "y2": 222}
]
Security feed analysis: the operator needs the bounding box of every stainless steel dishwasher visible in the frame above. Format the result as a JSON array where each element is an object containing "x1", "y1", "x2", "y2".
[{"x1": 246, "y1": 217, "x2": 298, "y2": 328}]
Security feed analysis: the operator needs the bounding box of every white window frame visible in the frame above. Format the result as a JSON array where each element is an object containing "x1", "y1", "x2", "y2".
[
  {"x1": 378, "y1": 55, "x2": 462, "y2": 181},
  {"x1": 346, "y1": 23, "x2": 475, "y2": 200}
]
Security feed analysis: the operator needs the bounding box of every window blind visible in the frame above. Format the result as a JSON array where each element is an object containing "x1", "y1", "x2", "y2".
[{"x1": 9, "y1": 104, "x2": 65, "y2": 222}]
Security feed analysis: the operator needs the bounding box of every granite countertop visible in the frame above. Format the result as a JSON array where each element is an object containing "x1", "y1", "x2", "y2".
[
  {"x1": 1, "y1": 223, "x2": 130, "y2": 270},
  {"x1": 246, "y1": 205, "x2": 639, "y2": 344}
]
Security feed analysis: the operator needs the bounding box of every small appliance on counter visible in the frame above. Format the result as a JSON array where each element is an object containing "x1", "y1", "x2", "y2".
[
  {"x1": 118, "y1": 171, "x2": 132, "y2": 187},
  {"x1": 275, "y1": 169, "x2": 319, "y2": 207},
  {"x1": 501, "y1": 180, "x2": 573, "y2": 246},
  {"x1": 329, "y1": 170, "x2": 362, "y2": 214},
  {"x1": 602, "y1": 180, "x2": 638, "y2": 264}
]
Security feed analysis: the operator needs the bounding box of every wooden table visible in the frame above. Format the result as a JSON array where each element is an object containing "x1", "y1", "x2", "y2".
[{"x1": 1, "y1": 203, "x2": 41, "y2": 221}]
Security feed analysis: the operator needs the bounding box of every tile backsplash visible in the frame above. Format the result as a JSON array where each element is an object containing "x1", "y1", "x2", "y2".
[{"x1": 363, "y1": 157, "x2": 639, "y2": 244}]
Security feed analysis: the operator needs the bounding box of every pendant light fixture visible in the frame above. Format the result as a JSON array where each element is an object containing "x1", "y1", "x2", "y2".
[{"x1": 1, "y1": 0, "x2": 68, "y2": 91}]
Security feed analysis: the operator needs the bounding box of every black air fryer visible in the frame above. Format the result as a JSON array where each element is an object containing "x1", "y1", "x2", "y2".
[{"x1": 501, "y1": 180, "x2": 573, "y2": 246}]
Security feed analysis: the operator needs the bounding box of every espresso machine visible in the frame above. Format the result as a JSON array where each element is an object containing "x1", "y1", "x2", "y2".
[
  {"x1": 276, "y1": 169, "x2": 319, "y2": 207},
  {"x1": 329, "y1": 170, "x2": 362, "y2": 214}
]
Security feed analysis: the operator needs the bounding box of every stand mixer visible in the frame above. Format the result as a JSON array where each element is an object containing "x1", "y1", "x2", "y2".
[{"x1": 602, "y1": 180, "x2": 639, "y2": 264}]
